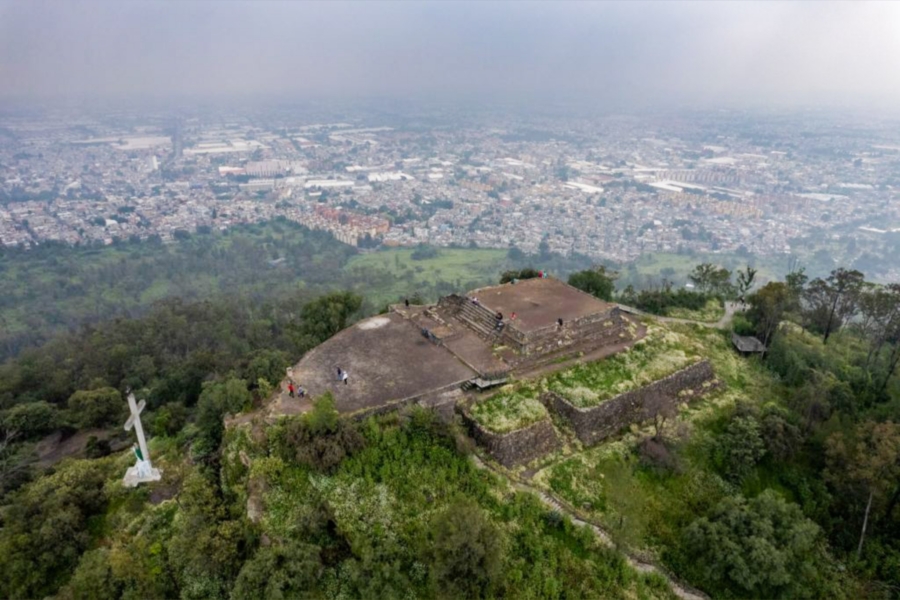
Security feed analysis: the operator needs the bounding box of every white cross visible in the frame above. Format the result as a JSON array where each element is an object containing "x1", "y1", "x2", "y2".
[
  {"x1": 124, "y1": 391, "x2": 152, "y2": 471},
  {"x1": 122, "y1": 391, "x2": 161, "y2": 487}
]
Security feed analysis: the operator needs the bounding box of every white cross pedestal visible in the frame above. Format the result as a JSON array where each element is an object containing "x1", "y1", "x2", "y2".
[{"x1": 123, "y1": 391, "x2": 161, "y2": 487}]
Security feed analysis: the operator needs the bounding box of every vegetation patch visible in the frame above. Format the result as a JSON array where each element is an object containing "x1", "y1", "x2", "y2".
[
  {"x1": 468, "y1": 388, "x2": 548, "y2": 434},
  {"x1": 664, "y1": 298, "x2": 725, "y2": 323},
  {"x1": 546, "y1": 324, "x2": 702, "y2": 407}
]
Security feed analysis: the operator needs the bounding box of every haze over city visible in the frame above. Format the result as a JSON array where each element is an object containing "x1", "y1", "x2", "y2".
[{"x1": 2, "y1": 1, "x2": 900, "y2": 108}]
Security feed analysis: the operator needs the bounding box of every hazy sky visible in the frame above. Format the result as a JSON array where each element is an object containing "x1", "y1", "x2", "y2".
[{"x1": 2, "y1": 1, "x2": 900, "y2": 108}]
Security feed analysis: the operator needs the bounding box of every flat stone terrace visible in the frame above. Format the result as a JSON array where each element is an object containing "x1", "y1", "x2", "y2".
[
  {"x1": 289, "y1": 312, "x2": 476, "y2": 414},
  {"x1": 469, "y1": 277, "x2": 614, "y2": 333}
]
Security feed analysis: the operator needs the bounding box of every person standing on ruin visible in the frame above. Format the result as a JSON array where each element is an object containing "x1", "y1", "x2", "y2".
[
  {"x1": 341, "y1": 370, "x2": 349, "y2": 385},
  {"x1": 288, "y1": 381, "x2": 295, "y2": 398}
]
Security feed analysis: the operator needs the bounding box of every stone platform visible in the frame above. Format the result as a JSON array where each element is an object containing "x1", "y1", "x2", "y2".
[
  {"x1": 277, "y1": 278, "x2": 641, "y2": 418},
  {"x1": 288, "y1": 312, "x2": 477, "y2": 415}
]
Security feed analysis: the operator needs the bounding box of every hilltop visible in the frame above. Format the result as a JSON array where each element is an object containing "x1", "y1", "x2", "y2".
[{"x1": 1, "y1": 265, "x2": 899, "y2": 598}]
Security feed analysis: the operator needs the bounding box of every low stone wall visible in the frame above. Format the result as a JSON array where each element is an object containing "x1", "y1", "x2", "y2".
[
  {"x1": 458, "y1": 405, "x2": 561, "y2": 467},
  {"x1": 542, "y1": 360, "x2": 720, "y2": 446}
]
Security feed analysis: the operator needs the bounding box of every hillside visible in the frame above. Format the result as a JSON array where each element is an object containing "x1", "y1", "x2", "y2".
[{"x1": 1, "y1": 266, "x2": 898, "y2": 598}]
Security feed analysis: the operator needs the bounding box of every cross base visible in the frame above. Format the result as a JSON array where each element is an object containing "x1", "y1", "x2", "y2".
[{"x1": 123, "y1": 465, "x2": 162, "y2": 487}]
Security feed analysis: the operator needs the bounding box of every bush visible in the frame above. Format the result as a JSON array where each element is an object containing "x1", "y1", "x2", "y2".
[
  {"x1": 274, "y1": 396, "x2": 365, "y2": 473},
  {"x1": 150, "y1": 402, "x2": 187, "y2": 437},
  {"x1": 0, "y1": 401, "x2": 61, "y2": 438},
  {"x1": 568, "y1": 267, "x2": 617, "y2": 301},
  {"x1": 682, "y1": 490, "x2": 828, "y2": 598},
  {"x1": 499, "y1": 268, "x2": 540, "y2": 284},
  {"x1": 232, "y1": 542, "x2": 323, "y2": 600},
  {"x1": 427, "y1": 497, "x2": 503, "y2": 598},
  {"x1": 731, "y1": 313, "x2": 756, "y2": 336},
  {"x1": 84, "y1": 436, "x2": 112, "y2": 459},
  {"x1": 636, "y1": 436, "x2": 680, "y2": 473},
  {"x1": 67, "y1": 388, "x2": 123, "y2": 429},
  {"x1": 714, "y1": 413, "x2": 766, "y2": 482}
]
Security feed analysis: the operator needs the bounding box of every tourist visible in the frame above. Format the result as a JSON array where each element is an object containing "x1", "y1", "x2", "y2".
[
  {"x1": 557, "y1": 317, "x2": 564, "y2": 328},
  {"x1": 511, "y1": 312, "x2": 517, "y2": 320},
  {"x1": 297, "y1": 386, "x2": 306, "y2": 398},
  {"x1": 341, "y1": 370, "x2": 349, "y2": 385},
  {"x1": 288, "y1": 382, "x2": 295, "y2": 398},
  {"x1": 496, "y1": 311, "x2": 503, "y2": 321},
  {"x1": 472, "y1": 296, "x2": 479, "y2": 305},
  {"x1": 336, "y1": 367, "x2": 343, "y2": 380},
  {"x1": 405, "y1": 298, "x2": 410, "y2": 307}
]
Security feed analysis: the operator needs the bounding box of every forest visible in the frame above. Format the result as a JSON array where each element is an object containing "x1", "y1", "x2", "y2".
[
  {"x1": 0, "y1": 219, "x2": 594, "y2": 360},
  {"x1": 0, "y1": 237, "x2": 898, "y2": 597}
]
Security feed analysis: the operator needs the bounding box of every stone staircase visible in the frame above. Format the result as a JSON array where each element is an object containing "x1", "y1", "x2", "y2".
[{"x1": 454, "y1": 300, "x2": 506, "y2": 341}]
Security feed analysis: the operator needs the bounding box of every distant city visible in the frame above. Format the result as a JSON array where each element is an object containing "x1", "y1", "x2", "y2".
[{"x1": 2, "y1": 103, "x2": 899, "y2": 280}]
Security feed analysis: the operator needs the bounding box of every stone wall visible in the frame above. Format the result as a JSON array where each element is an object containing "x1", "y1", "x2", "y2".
[
  {"x1": 523, "y1": 308, "x2": 628, "y2": 356},
  {"x1": 458, "y1": 405, "x2": 561, "y2": 467},
  {"x1": 542, "y1": 360, "x2": 720, "y2": 446}
]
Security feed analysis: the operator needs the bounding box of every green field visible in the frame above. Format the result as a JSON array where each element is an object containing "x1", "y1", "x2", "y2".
[{"x1": 343, "y1": 248, "x2": 511, "y2": 307}]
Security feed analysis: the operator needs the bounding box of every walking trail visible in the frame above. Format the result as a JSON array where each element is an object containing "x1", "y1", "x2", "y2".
[
  {"x1": 471, "y1": 455, "x2": 709, "y2": 600},
  {"x1": 617, "y1": 301, "x2": 741, "y2": 329}
]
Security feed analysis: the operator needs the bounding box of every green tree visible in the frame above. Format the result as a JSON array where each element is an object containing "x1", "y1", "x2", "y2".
[
  {"x1": 427, "y1": 498, "x2": 503, "y2": 599},
  {"x1": 746, "y1": 281, "x2": 793, "y2": 348},
  {"x1": 567, "y1": 267, "x2": 617, "y2": 301},
  {"x1": 825, "y1": 421, "x2": 900, "y2": 559},
  {"x1": 166, "y1": 471, "x2": 252, "y2": 597},
  {"x1": 0, "y1": 459, "x2": 111, "y2": 599},
  {"x1": 688, "y1": 263, "x2": 733, "y2": 297},
  {"x1": 297, "y1": 291, "x2": 363, "y2": 347},
  {"x1": 0, "y1": 401, "x2": 60, "y2": 438},
  {"x1": 736, "y1": 264, "x2": 758, "y2": 298},
  {"x1": 195, "y1": 378, "x2": 252, "y2": 456},
  {"x1": 803, "y1": 268, "x2": 865, "y2": 344},
  {"x1": 715, "y1": 412, "x2": 766, "y2": 481},
  {"x1": 683, "y1": 490, "x2": 825, "y2": 598},
  {"x1": 67, "y1": 387, "x2": 122, "y2": 428},
  {"x1": 232, "y1": 541, "x2": 323, "y2": 600}
]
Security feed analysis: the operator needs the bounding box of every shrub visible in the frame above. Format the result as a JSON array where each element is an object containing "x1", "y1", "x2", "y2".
[
  {"x1": 0, "y1": 401, "x2": 61, "y2": 438},
  {"x1": 275, "y1": 396, "x2": 365, "y2": 473},
  {"x1": 67, "y1": 388, "x2": 123, "y2": 429},
  {"x1": 714, "y1": 413, "x2": 766, "y2": 482},
  {"x1": 427, "y1": 497, "x2": 503, "y2": 598},
  {"x1": 636, "y1": 436, "x2": 680, "y2": 473},
  {"x1": 682, "y1": 490, "x2": 828, "y2": 598}
]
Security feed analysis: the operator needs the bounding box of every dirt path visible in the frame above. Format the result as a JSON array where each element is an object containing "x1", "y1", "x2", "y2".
[
  {"x1": 471, "y1": 455, "x2": 708, "y2": 600},
  {"x1": 617, "y1": 301, "x2": 741, "y2": 329}
]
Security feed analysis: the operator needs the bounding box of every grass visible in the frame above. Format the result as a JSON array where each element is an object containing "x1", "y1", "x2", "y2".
[
  {"x1": 664, "y1": 298, "x2": 724, "y2": 323},
  {"x1": 469, "y1": 387, "x2": 549, "y2": 434},
  {"x1": 529, "y1": 319, "x2": 792, "y2": 574},
  {"x1": 343, "y1": 247, "x2": 509, "y2": 306},
  {"x1": 545, "y1": 323, "x2": 702, "y2": 408}
]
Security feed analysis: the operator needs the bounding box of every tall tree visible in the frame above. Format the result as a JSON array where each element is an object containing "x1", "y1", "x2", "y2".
[
  {"x1": 856, "y1": 284, "x2": 900, "y2": 393},
  {"x1": 825, "y1": 421, "x2": 900, "y2": 559},
  {"x1": 735, "y1": 265, "x2": 758, "y2": 299},
  {"x1": 688, "y1": 263, "x2": 733, "y2": 297},
  {"x1": 747, "y1": 282, "x2": 792, "y2": 349},
  {"x1": 803, "y1": 268, "x2": 865, "y2": 344},
  {"x1": 568, "y1": 266, "x2": 618, "y2": 301}
]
